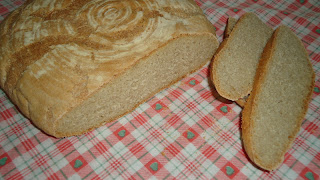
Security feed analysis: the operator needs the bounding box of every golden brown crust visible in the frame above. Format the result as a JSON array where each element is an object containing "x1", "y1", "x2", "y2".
[
  {"x1": 242, "y1": 26, "x2": 315, "y2": 171},
  {"x1": 241, "y1": 91, "x2": 254, "y2": 164}
]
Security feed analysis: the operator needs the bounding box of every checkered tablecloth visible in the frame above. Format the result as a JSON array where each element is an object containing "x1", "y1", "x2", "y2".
[{"x1": 0, "y1": 0, "x2": 319, "y2": 179}]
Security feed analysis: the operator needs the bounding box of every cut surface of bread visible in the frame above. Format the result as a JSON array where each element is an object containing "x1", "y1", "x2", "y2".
[
  {"x1": 242, "y1": 26, "x2": 315, "y2": 171},
  {"x1": 211, "y1": 13, "x2": 273, "y2": 101},
  {"x1": 57, "y1": 35, "x2": 217, "y2": 137},
  {"x1": 224, "y1": 17, "x2": 249, "y2": 107},
  {"x1": 0, "y1": 0, "x2": 219, "y2": 137}
]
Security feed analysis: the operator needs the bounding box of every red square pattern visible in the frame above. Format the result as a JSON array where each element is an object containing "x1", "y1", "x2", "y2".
[
  {"x1": 68, "y1": 153, "x2": 94, "y2": 179},
  {"x1": 182, "y1": 128, "x2": 199, "y2": 143},
  {"x1": 230, "y1": 8, "x2": 241, "y2": 14},
  {"x1": 135, "y1": 153, "x2": 157, "y2": 177},
  {"x1": 152, "y1": 101, "x2": 167, "y2": 113},
  {"x1": 0, "y1": 153, "x2": 12, "y2": 174},
  {"x1": 216, "y1": 103, "x2": 231, "y2": 115},
  {"x1": 114, "y1": 126, "x2": 129, "y2": 140},
  {"x1": 188, "y1": 78, "x2": 200, "y2": 88},
  {"x1": 145, "y1": 158, "x2": 163, "y2": 175},
  {"x1": 222, "y1": 162, "x2": 240, "y2": 179},
  {"x1": 312, "y1": 26, "x2": 320, "y2": 35},
  {"x1": 63, "y1": 151, "x2": 86, "y2": 173},
  {"x1": 300, "y1": 167, "x2": 319, "y2": 180},
  {"x1": 296, "y1": 0, "x2": 308, "y2": 5}
]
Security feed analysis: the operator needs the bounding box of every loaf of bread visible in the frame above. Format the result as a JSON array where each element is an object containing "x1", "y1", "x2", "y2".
[
  {"x1": 211, "y1": 13, "x2": 273, "y2": 101},
  {"x1": 0, "y1": 0, "x2": 219, "y2": 137},
  {"x1": 242, "y1": 26, "x2": 315, "y2": 170}
]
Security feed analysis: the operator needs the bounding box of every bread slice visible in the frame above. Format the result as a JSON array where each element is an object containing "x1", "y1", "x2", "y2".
[
  {"x1": 224, "y1": 17, "x2": 249, "y2": 107},
  {"x1": 0, "y1": 0, "x2": 219, "y2": 137},
  {"x1": 211, "y1": 13, "x2": 273, "y2": 101},
  {"x1": 242, "y1": 26, "x2": 315, "y2": 171}
]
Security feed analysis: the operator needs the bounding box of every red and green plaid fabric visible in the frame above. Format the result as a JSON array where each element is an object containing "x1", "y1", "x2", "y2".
[{"x1": 1, "y1": 0, "x2": 320, "y2": 179}]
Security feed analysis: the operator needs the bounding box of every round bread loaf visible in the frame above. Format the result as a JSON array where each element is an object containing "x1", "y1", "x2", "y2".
[{"x1": 0, "y1": 0, "x2": 219, "y2": 137}]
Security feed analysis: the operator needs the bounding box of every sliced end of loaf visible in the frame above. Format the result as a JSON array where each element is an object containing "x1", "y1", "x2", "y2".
[
  {"x1": 242, "y1": 26, "x2": 315, "y2": 171},
  {"x1": 51, "y1": 34, "x2": 218, "y2": 137}
]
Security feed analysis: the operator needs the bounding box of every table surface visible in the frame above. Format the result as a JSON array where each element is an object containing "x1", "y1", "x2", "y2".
[{"x1": 0, "y1": 0, "x2": 319, "y2": 179}]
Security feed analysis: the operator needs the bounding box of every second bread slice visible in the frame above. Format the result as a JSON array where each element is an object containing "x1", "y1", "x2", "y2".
[
  {"x1": 242, "y1": 26, "x2": 315, "y2": 170},
  {"x1": 211, "y1": 13, "x2": 273, "y2": 100}
]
